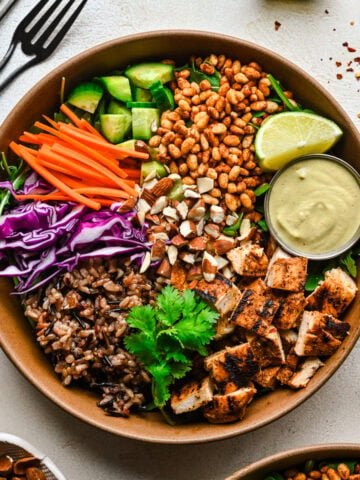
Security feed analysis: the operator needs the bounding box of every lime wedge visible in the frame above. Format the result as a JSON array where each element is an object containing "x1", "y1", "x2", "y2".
[{"x1": 255, "y1": 111, "x2": 343, "y2": 171}]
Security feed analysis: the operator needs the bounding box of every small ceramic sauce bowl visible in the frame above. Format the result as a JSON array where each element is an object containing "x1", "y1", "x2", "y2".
[{"x1": 264, "y1": 153, "x2": 360, "y2": 260}]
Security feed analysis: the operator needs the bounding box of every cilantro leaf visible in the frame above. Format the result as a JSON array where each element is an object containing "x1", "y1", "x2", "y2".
[
  {"x1": 148, "y1": 363, "x2": 172, "y2": 407},
  {"x1": 254, "y1": 183, "x2": 270, "y2": 196},
  {"x1": 124, "y1": 286, "x2": 219, "y2": 411},
  {"x1": 305, "y1": 273, "x2": 323, "y2": 292},
  {"x1": 126, "y1": 304, "x2": 156, "y2": 335},
  {"x1": 176, "y1": 307, "x2": 218, "y2": 355},
  {"x1": 340, "y1": 251, "x2": 357, "y2": 278},
  {"x1": 156, "y1": 285, "x2": 183, "y2": 326},
  {"x1": 189, "y1": 61, "x2": 220, "y2": 91},
  {"x1": 124, "y1": 332, "x2": 159, "y2": 365}
]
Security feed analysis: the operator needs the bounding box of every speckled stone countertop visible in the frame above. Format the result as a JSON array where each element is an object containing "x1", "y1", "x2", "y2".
[{"x1": 0, "y1": 1, "x2": 359, "y2": 479}]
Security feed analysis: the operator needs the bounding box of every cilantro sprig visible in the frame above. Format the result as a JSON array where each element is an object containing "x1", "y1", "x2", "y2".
[{"x1": 124, "y1": 286, "x2": 218, "y2": 413}]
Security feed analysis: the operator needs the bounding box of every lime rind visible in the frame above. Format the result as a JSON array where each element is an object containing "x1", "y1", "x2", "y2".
[{"x1": 255, "y1": 111, "x2": 343, "y2": 171}]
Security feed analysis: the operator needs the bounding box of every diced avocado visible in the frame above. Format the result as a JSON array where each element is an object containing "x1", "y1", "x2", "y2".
[
  {"x1": 98, "y1": 76, "x2": 132, "y2": 103},
  {"x1": 141, "y1": 161, "x2": 167, "y2": 182},
  {"x1": 100, "y1": 112, "x2": 132, "y2": 144},
  {"x1": 132, "y1": 108, "x2": 160, "y2": 140},
  {"x1": 134, "y1": 87, "x2": 153, "y2": 102},
  {"x1": 125, "y1": 62, "x2": 174, "y2": 89},
  {"x1": 67, "y1": 82, "x2": 103, "y2": 114},
  {"x1": 167, "y1": 180, "x2": 184, "y2": 200},
  {"x1": 107, "y1": 100, "x2": 132, "y2": 115}
]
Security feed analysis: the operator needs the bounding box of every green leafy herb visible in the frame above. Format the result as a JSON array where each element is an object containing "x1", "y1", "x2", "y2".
[
  {"x1": 265, "y1": 473, "x2": 285, "y2": 480},
  {"x1": 304, "y1": 460, "x2": 315, "y2": 474},
  {"x1": 267, "y1": 97, "x2": 282, "y2": 104},
  {"x1": 222, "y1": 213, "x2": 244, "y2": 237},
  {"x1": 305, "y1": 273, "x2": 324, "y2": 292},
  {"x1": 252, "y1": 111, "x2": 265, "y2": 118},
  {"x1": 189, "y1": 61, "x2": 220, "y2": 91},
  {"x1": 267, "y1": 74, "x2": 300, "y2": 112},
  {"x1": 257, "y1": 218, "x2": 269, "y2": 231},
  {"x1": 254, "y1": 183, "x2": 270, "y2": 196},
  {"x1": 248, "y1": 122, "x2": 260, "y2": 130},
  {"x1": 0, "y1": 152, "x2": 28, "y2": 216},
  {"x1": 340, "y1": 250, "x2": 357, "y2": 277},
  {"x1": 124, "y1": 286, "x2": 218, "y2": 412}
]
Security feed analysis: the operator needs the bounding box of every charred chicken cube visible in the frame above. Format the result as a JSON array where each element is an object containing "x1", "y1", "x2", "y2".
[
  {"x1": 227, "y1": 243, "x2": 268, "y2": 276},
  {"x1": 265, "y1": 247, "x2": 308, "y2": 292},
  {"x1": 276, "y1": 347, "x2": 300, "y2": 385},
  {"x1": 193, "y1": 274, "x2": 242, "y2": 316},
  {"x1": 214, "y1": 315, "x2": 236, "y2": 340},
  {"x1": 203, "y1": 383, "x2": 257, "y2": 423},
  {"x1": 272, "y1": 291, "x2": 306, "y2": 330},
  {"x1": 306, "y1": 267, "x2": 358, "y2": 317},
  {"x1": 247, "y1": 326, "x2": 286, "y2": 367},
  {"x1": 295, "y1": 311, "x2": 350, "y2": 357},
  {"x1": 279, "y1": 329, "x2": 298, "y2": 352},
  {"x1": 231, "y1": 289, "x2": 279, "y2": 336},
  {"x1": 254, "y1": 366, "x2": 280, "y2": 390},
  {"x1": 170, "y1": 377, "x2": 214, "y2": 415},
  {"x1": 204, "y1": 343, "x2": 259, "y2": 390},
  {"x1": 287, "y1": 357, "x2": 324, "y2": 389},
  {"x1": 244, "y1": 278, "x2": 269, "y2": 295}
]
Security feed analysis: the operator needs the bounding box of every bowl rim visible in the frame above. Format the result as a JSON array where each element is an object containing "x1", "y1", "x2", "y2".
[
  {"x1": 264, "y1": 153, "x2": 360, "y2": 260},
  {"x1": 225, "y1": 443, "x2": 360, "y2": 480},
  {"x1": 1, "y1": 29, "x2": 360, "y2": 444}
]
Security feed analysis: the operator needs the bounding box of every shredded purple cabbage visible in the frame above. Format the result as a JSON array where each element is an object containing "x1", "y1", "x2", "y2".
[{"x1": 0, "y1": 198, "x2": 149, "y2": 294}]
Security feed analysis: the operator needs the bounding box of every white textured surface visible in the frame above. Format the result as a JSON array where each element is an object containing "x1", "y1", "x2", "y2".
[{"x1": 0, "y1": 1, "x2": 360, "y2": 479}]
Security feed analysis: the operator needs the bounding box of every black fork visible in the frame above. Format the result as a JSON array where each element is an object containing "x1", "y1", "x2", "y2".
[{"x1": 0, "y1": 0, "x2": 88, "y2": 93}]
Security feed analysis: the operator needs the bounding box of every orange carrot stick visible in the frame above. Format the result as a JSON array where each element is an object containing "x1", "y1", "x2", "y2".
[
  {"x1": 16, "y1": 193, "x2": 116, "y2": 206},
  {"x1": 34, "y1": 121, "x2": 130, "y2": 179},
  {"x1": 79, "y1": 118, "x2": 104, "y2": 138},
  {"x1": 9, "y1": 142, "x2": 101, "y2": 210},
  {"x1": 59, "y1": 104, "x2": 83, "y2": 128},
  {"x1": 73, "y1": 187, "x2": 129, "y2": 198},
  {"x1": 57, "y1": 123, "x2": 149, "y2": 160},
  {"x1": 48, "y1": 142, "x2": 137, "y2": 195}
]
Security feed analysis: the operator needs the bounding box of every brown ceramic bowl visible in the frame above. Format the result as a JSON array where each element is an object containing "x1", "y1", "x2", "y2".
[
  {"x1": 225, "y1": 444, "x2": 360, "y2": 480},
  {"x1": 0, "y1": 31, "x2": 359, "y2": 444}
]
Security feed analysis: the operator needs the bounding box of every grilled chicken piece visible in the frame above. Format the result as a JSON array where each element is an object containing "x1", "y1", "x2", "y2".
[
  {"x1": 204, "y1": 343, "x2": 259, "y2": 391},
  {"x1": 265, "y1": 247, "x2": 308, "y2": 292},
  {"x1": 272, "y1": 291, "x2": 306, "y2": 330},
  {"x1": 245, "y1": 278, "x2": 269, "y2": 295},
  {"x1": 306, "y1": 267, "x2": 357, "y2": 317},
  {"x1": 227, "y1": 243, "x2": 268, "y2": 276},
  {"x1": 254, "y1": 366, "x2": 280, "y2": 390},
  {"x1": 214, "y1": 316, "x2": 236, "y2": 340},
  {"x1": 279, "y1": 329, "x2": 298, "y2": 352},
  {"x1": 276, "y1": 347, "x2": 299, "y2": 385},
  {"x1": 295, "y1": 311, "x2": 350, "y2": 356},
  {"x1": 247, "y1": 326, "x2": 286, "y2": 367},
  {"x1": 287, "y1": 357, "x2": 324, "y2": 389},
  {"x1": 193, "y1": 274, "x2": 241, "y2": 316},
  {"x1": 171, "y1": 377, "x2": 214, "y2": 415},
  {"x1": 203, "y1": 384, "x2": 257, "y2": 423},
  {"x1": 231, "y1": 289, "x2": 279, "y2": 336}
]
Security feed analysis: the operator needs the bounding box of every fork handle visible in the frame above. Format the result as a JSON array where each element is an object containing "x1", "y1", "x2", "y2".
[
  {"x1": 0, "y1": 41, "x2": 17, "y2": 73},
  {"x1": 0, "y1": 56, "x2": 39, "y2": 93}
]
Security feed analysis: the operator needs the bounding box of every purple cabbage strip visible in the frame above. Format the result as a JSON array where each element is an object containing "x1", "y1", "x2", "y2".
[{"x1": 0, "y1": 196, "x2": 150, "y2": 294}]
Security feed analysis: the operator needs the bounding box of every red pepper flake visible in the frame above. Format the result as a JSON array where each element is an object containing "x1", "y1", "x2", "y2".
[
  {"x1": 343, "y1": 42, "x2": 349, "y2": 47},
  {"x1": 348, "y1": 47, "x2": 357, "y2": 53},
  {"x1": 332, "y1": 28, "x2": 336, "y2": 31},
  {"x1": 350, "y1": 21, "x2": 355, "y2": 26},
  {"x1": 347, "y1": 68, "x2": 354, "y2": 72},
  {"x1": 329, "y1": 57, "x2": 333, "y2": 60},
  {"x1": 354, "y1": 57, "x2": 360, "y2": 64},
  {"x1": 336, "y1": 73, "x2": 343, "y2": 80},
  {"x1": 336, "y1": 61, "x2": 342, "y2": 67},
  {"x1": 324, "y1": 9, "x2": 329, "y2": 13},
  {"x1": 274, "y1": 20, "x2": 281, "y2": 31}
]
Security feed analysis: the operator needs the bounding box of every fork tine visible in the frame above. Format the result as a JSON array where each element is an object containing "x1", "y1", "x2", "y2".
[
  {"x1": 15, "y1": 0, "x2": 50, "y2": 31},
  {"x1": 25, "y1": 0, "x2": 64, "y2": 39},
  {"x1": 36, "y1": 0, "x2": 87, "y2": 53}
]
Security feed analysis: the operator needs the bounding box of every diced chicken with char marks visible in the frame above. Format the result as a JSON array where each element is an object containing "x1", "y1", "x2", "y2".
[
  {"x1": 247, "y1": 326, "x2": 285, "y2": 367},
  {"x1": 254, "y1": 366, "x2": 280, "y2": 390},
  {"x1": 227, "y1": 244, "x2": 268, "y2": 276},
  {"x1": 204, "y1": 343, "x2": 259, "y2": 392},
  {"x1": 295, "y1": 311, "x2": 350, "y2": 357},
  {"x1": 265, "y1": 247, "x2": 308, "y2": 292},
  {"x1": 203, "y1": 384, "x2": 257, "y2": 423},
  {"x1": 170, "y1": 377, "x2": 214, "y2": 415},
  {"x1": 306, "y1": 267, "x2": 357, "y2": 317},
  {"x1": 231, "y1": 289, "x2": 279, "y2": 336},
  {"x1": 272, "y1": 291, "x2": 306, "y2": 330},
  {"x1": 193, "y1": 273, "x2": 241, "y2": 316},
  {"x1": 287, "y1": 357, "x2": 324, "y2": 389}
]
